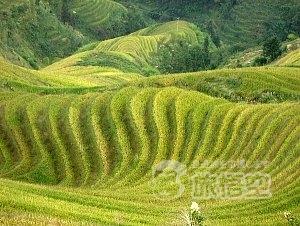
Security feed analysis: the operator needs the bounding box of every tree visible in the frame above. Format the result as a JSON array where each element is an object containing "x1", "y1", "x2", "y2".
[
  {"x1": 152, "y1": 36, "x2": 212, "y2": 74},
  {"x1": 202, "y1": 36, "x2": 211, "y2": 68},
  {"x1": 253, "y1": 56, "x2": 267, "y2": 66},
  {"x1": 61, "y1": 0, "x2": 71, "y2": 25},
  {"x1": 263, "y1": 36, "x2": 282, "y2": 61},
  {"x1": 187, "y1": 44, "x2": 203, "y2": 71},
  {"x1": 206, "y1": 20, "x2": 220, "y2": 47}
]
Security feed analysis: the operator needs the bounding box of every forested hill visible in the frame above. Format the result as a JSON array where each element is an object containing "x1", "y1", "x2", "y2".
[
  {"x1": 116, "y1": 0, "x2": 300, "y2": 46},
  {"x1": 0, "y1": 0, "x2": 299, "y2": 69}
]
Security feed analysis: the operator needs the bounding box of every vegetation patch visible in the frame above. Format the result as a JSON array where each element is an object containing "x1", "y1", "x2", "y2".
[
  {"x1": 0, "y1": 1, "x2": 300, "y2": 225},
  {"x1": 77, "y1": 52, "x2": 144, "y2": 74}
]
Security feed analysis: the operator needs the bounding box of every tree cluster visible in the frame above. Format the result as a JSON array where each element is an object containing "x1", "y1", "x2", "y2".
[
  {"x1": 263, "y1": 1, "x2": 300, "y2": 42},
  {"x1": 152, "y1": 37, "x2": 211, "y2": 74},
  {"x1": 262, "y1": 36, "x2": 282, "y2": 62}
]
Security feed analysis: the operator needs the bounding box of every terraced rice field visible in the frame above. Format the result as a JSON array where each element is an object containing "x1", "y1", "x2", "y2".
[
  {"x1": 131, "y1": 21, "x2": 202, "y2": 43},
  {"x1": 133, "y1": 66, "x2": 300, "y2": 103},
  {"x1": 40, "y1": 20, "x2": 208, "y2": 77},
  {"x1": 0, "y1": 11, "x2": 300, "y2": 224},
  {"x1": 0, "y1": 55, "x2": 142, "y2": 92},
  {"x1": 219, "y1": 0, "x2": 278, "y2": 46},
  {"x1": 0, "y1": 51, "x2": 300, "y2": 225},
  {"x1": 275, "y1": 48, "x2": 300, "y2": 67},
  {"x1": 70, "y1": 0, "x2": 127, "y2": 29}
]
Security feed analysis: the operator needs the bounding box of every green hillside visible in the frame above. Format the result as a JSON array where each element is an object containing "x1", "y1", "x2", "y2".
[
  {"x1": 116, "y1": 0, "x2": 300, "y2": 45},
  {"x1": 43, "y1": 20, "x2": 212, "y2": 76},
  {"x1": 274, "y1": 49, "x2": 300, "y2": 67},
  {"x1": 0, "y1": 56, "x2": 142, "y2": 93},
  {"x1": 133, "y1": 67, "x2": 300, "y2": 103},
  {"x1": 0, "y1": 0, "x2": 89, "y2": 68},
  {"x1": 0, "y1": 1, "x2": 300, "y2": 225},
  {"x1": 0, "y1": 0, "x2": 143, "y2": 68},
  {"x1": 70, "y1": 0, "x2": 126, "y2": 26},
  {"x1": 1, "y1": 0, "x2": 299, "y2": 69},
  {"x1": 69, "y1": 0, "x2": 127, "y2": 32},
  {"x1": 0, "y1": 52, "x2": 300, "y2": 224}
]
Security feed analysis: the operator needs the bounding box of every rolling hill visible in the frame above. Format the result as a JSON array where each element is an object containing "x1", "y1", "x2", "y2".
[
  {"x1": 0, "y1": 0, "x2": 89, "y2": 68},
  {"x1": 0, "y1": 0, "x2": 136, "y2": 68},
  {"x1": 1, "y1": 0, "x2": 299, "y2": 69},
  {"x1": 69, "y1": 0, "x2": 127, "y2": 31},
  {"x1": 0, "y1": 2, "x2": 300, "y2": 224},
  {"x1": 0, "y1": 48, "x2": 300, "y2": 225},
  {"x1": 43, "y1": 20, "x2": 212, "y2": 76}
]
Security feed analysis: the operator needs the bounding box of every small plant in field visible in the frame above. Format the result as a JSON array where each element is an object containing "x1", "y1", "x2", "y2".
[
  {"x1": 284, "y1": 211, "x2": 300, "y2": 225},
  {"x1": 181, "y1": 202, "x2": 204, "y2": 226}
]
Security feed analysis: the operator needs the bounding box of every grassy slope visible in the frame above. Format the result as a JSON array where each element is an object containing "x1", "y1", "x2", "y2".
[
  {"x1": 0, "y1": 5, "x2": 299, "y2": 222},
  {"x1": 274, "y1": 48, "x2": 300, "y2": 67},
  {"x1": 0, "y1": 56, "x2": 136, "y2": 92},
  {"x1": 70, "y1": 0, "x2": 127, "y2": 29},
  {"x1": 0, "y1": 0, "x2": 89, "y2": 68},
  {"x1": 1, "y1": 0, "x2": 299, "y2": 70},
  {"x1": 218, "y1": 0, "x2": 277, "y2": 46},
  {"x1": 0, "y1": 50, "x2": 300, "y2": 224},
  {"x1": 116, "y1": 0, "x2": 299, "y2": 48},
  {"x1": 43, "y1": 20, "x2": 209, "y2": 76},
  {"x1": 2, "y1": 0, "x2": 298, "y2": 72},
  {"x1": 133, "y1": 67, "x2": 300, "y2": 103},
  {"x1": 0, "y1": 0, "x2": 130, "y2": 68},
  {"x1": 0, "y1": 20, "x2": 209, "y2": 93}
]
